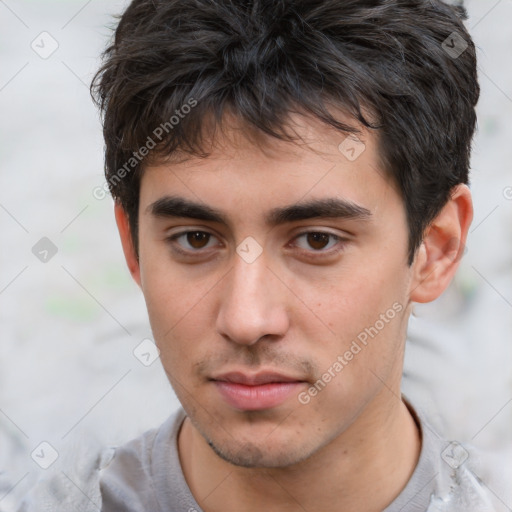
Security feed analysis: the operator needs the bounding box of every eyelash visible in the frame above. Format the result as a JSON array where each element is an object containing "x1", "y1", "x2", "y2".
[{"x1": 165, "y1": 230, "x2": 347, "y2": 258}]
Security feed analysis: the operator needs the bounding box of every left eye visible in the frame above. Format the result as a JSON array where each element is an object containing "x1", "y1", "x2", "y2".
[{"x1": 293, "y1": 232, "x2": 342, "y2": 252}]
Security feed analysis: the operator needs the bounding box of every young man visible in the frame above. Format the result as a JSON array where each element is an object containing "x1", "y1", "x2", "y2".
[{"x1": 20, "y1": 1, "x2": 506, "y2": 511}]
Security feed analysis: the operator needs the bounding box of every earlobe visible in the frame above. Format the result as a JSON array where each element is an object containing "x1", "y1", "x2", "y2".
[
  {"x1": 114, "y1": 202, "x2": 142, "y2": 288},
  {"x1": 409, "y1": 184, "x2": 473, "y2": 304}
]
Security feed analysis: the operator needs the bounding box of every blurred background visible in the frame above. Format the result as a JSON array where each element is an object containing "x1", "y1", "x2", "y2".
[{"x1": 0, "y1": 0, "x2": 511, "y2": 510}]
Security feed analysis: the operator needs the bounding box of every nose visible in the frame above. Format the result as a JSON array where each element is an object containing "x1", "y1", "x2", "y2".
[{"x1": 215, "y1": 251, "x2": 290, "y2": 346}]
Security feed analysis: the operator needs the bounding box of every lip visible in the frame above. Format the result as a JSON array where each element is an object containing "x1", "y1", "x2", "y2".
[
  {"x1": 211, "y1": 371, "x2": 306, "y2": 411},
  {"x1": 211, "y1": 371, "x2": 304, "y2": 386}
]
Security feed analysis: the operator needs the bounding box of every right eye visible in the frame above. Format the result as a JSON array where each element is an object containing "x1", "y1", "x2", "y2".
[{"x1": 166, "y1": 230, "x2": 221, "y2": 255}]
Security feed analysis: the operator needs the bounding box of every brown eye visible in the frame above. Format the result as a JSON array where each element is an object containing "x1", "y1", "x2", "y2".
[
  {"x1": 167, "y1": 230, "x2": 218, "y2": 253},
  {"x1": 186, "y1": 231, "x2": 210, "y2": 249},
  {"x1": 306, "y1": 232, "x2": 330, "y2": 250},
  {"x1": 294, "y1": 231, "x2": 341, "y2": 252}
]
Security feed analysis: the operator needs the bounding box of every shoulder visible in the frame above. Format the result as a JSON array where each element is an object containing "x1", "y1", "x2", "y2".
[
  {"x1": 17, "y1": 432, "x2": 105, "y2": 512},
  {"x1": 99, "y1": 408, "x2": 187, "y2": 512},
  {"x1": 429, "y1": 441, "x2": 512, "y2": 512},
  {"x1": 409, "y1": 402, "x2": 511, "y2": 512},
  {"x1": 19, "y1": 409, "x2": 187, "y2": 512}
]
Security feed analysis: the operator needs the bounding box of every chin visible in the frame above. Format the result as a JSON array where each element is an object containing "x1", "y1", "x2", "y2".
[
  {"x1": 198, "y1": 417, "x2": 328, "y2": 469},
  {"x1": 207, "y1": 437, "x2": 313, "y2": 468}
]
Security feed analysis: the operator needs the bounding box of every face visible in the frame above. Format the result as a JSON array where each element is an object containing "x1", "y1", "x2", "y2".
[{"x1": 131, "y1": 114, "x2": 417, "y2": 468}]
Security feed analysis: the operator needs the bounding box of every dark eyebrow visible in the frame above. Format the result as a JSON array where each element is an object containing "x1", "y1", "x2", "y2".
[{"x1": 147, "y1": 195, "x2": 372, "y2": 227}]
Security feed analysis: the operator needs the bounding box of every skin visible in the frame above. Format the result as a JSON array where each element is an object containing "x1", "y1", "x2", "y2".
[{"x1": 115, "y1": 112, "x2": 473, "y2": 512}]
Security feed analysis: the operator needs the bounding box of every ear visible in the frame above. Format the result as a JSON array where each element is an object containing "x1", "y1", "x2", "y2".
[
  {"x1": 114, "y1": 201, "x2": 142, "y2": 288},
  {"x1": 409, "y1": 184, "x2": 473, "y2": 303}
]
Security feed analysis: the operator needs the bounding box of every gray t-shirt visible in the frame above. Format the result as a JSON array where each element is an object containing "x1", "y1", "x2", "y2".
[
  {"x1": 19, "y1": 400, "x2": 505, "y2": 511},
  {"x1": 98, "y1": 403, "x2": 498, "y2": 512}
]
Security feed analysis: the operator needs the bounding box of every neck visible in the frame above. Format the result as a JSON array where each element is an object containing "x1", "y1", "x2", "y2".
[{"x1": 178, "y1": 391, "x2": 421, "y2": 512}]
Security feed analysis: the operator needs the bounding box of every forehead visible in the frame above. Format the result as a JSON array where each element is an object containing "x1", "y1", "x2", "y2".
[
  {"x1": 139, "y1": 111, "x2": 398, "y2": 221},
  {"x1": 159, "y1": 109, "x2": 382, "y2": 166}
]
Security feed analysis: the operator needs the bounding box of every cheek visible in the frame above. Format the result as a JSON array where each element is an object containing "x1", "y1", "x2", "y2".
[
  {"x1": 310, "y1": 261, "x2": 403, "y2": 336},
  {"x1": 139, "y1": 263, "x2": 217, "y2": 376},
  {"x1": 138, "y1": 236, "x2": 198, "y2": 329},
  {"x1": 301, "y1": 300, "x2": 407, "y2": 425},
  {"x1": 302, "y1": 259, "x2": 408, "y2": 385},
  {"x1": 144, "y1": 282, "x2": 201, "y2": 342}
]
